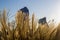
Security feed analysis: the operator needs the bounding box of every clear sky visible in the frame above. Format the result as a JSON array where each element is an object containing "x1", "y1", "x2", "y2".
[{"x1": 0, "y1": 0, "x2": 60, "y2": 24}]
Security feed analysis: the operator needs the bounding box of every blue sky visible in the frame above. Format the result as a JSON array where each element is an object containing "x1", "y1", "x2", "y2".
[{"x1": 0, "y1": 0, "x2": 60, "y2": 24}]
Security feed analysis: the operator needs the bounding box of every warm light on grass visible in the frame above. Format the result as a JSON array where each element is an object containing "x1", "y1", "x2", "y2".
[{"x1": 0, "y1": 9, "x2": 59, "y2": 40}]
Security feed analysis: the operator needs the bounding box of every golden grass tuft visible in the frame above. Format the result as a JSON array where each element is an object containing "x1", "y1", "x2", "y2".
[{"x1": 0, "y1": 9, "x2": 59, "y2": 40}]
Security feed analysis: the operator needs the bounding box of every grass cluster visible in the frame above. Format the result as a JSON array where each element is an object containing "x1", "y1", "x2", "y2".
[{"x1": 0, "y1": 9, "x2": 60, "y2": 40}]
